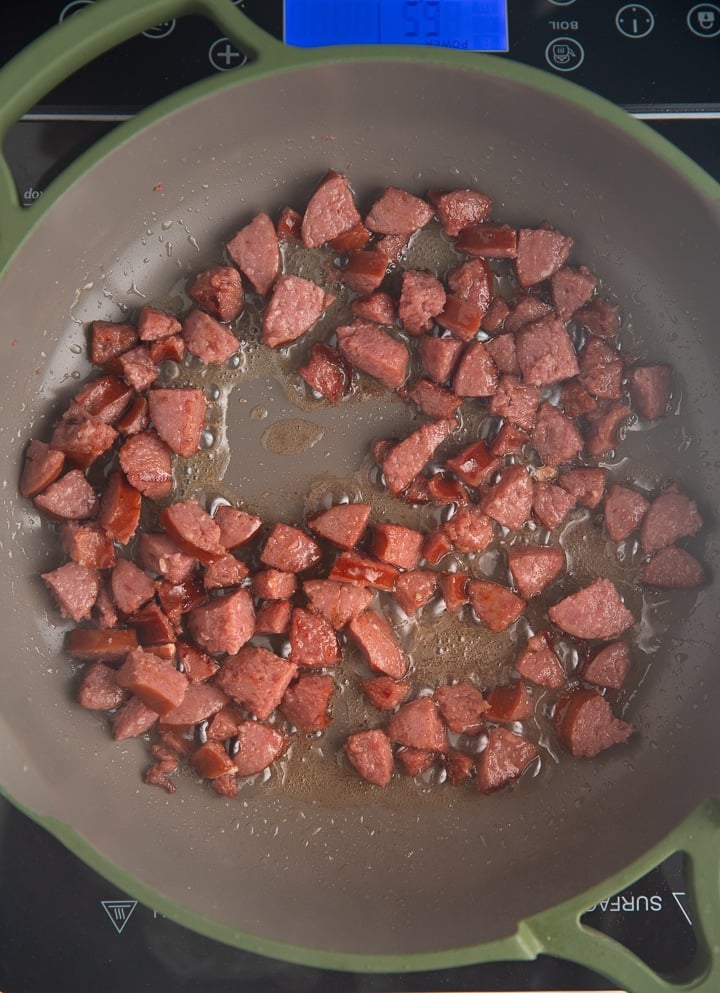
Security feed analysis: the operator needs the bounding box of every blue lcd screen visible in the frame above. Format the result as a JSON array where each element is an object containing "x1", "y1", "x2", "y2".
[{"x1": 284, "y1": 1, "x2": 509, "y2": 52}]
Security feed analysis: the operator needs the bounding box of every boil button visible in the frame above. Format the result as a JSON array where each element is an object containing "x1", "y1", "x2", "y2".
[
  {"x1": 687, "y1": 3, "x2": 720, "y2": 36},
  {"x1": 545, "y1": 36, "x2": 585, "y2": 71}
]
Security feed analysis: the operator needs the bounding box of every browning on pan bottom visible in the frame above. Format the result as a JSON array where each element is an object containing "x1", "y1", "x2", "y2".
[{"x1": 21, "y1": 171, "x2": 708, "y2": 798}]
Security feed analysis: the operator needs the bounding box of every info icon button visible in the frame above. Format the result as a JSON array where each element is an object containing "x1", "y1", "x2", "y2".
[
  {"x1": 545, "y1": 36, "x2": 585, "y2": 72},
  {"x1": 687, "y1": 3, "x2": 720, "y2": 36}
]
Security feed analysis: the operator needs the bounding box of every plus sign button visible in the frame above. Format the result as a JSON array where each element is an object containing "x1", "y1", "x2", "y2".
[{"x1": 208, "y1": 37, "x2": 248, "y2": 72}]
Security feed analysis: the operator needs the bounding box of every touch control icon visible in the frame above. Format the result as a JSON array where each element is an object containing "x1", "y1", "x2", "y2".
[
  {"x1": 615, "y1": 4, "x2": 655, "y2": 38},
  {"x1": 545, "y1": 37, "x2": 585, "y2": 72},
  {"x1": 208, "y1": 37, "x2": 248, "y2": 71},
  {"x1": 143, "y1": 20, "x2": 176, "y2": 40},
  {"x1": 687, "y1": 3, "x2": 720, "y2": 36}
]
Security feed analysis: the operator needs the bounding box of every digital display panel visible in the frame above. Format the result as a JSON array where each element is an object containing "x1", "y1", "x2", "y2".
[{"x1": 284, "y1": 1, "x2": 509, "y2": 53}]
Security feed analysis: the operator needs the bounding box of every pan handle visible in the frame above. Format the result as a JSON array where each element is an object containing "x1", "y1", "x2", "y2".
[
  {"x1": 523, "y1": 798, "x2": 720, "y2": 993},
  {"x1": 0, "y1": 0, "x2": 289, "y2": 268}
]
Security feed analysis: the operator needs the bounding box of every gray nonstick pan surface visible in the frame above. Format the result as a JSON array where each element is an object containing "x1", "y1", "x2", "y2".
[{"x1": 0, "y1": 1, "x2": 718, "y2": 988}]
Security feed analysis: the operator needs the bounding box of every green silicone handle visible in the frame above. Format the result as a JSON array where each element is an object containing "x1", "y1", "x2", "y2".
[{"x1": 0, "y1": 0, "x2": 288, "y2": 262}]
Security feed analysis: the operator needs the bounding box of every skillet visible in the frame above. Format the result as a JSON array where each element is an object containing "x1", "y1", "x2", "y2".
[{"x1": 0, "y1": 1, "x2": 718, "y2": 989}]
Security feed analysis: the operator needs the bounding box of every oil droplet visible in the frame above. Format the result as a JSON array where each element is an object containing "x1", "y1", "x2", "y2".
[{"x1": 261, "y1": 418, "x2": 325, "y2": 455}]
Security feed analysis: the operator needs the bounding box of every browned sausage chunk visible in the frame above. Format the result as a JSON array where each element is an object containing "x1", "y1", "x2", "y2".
[
  {"x1": 467, "y1": 580, "x2": 526, "y2": 632},
  {"x1": 161, "y1": 499, "x2": 225, "y2": 563},
  {"x1": 382, "y1": 418, "x2": 457, "y2": 496},
  {"x1": 434, "y1": 682, "x2": 489, "y2": 734},
  {"x1": 307, "y1": 502, "x2": 371, "y2": 549},
  {"x1": 516, "y1": 227, "x2": 573, "y2": 287},
  {"x1": 303, "y1": 579, "x2": 374, "y2": 629},
  {"x1": 260, "y1": 522, "x2": 321, "y2": 573},
  {"x1": 347, "y1": 609, "x2": 407, "y2": 679},
  {"x1": 262, "y1": 275, "x2": 333, "y2": 349},
  {"x1": 432, "y1": 189, "x2": 492, "y2": 237},
  {"x1": 507, "y1": 545, "x2": 565, "y2": 598},
  {"x1": 476, "y1": 727, "x2": 538, "y2": 793},
  {"x1": 364, "y1": 187, "x2": 434, "y2": 235},
  {"x1": 147, "y1": 388, "x2": 207, "y2": 457},
  {"x1": 344, "y1": 728, "x2": 394, "y2": 786},
  {"x1": 549, "y1": 579, "x2": 634, "y2": 640},
  {"x1": 301, "y1": 171, "x2": 361, "y2": 248},
  {"x1": 188, "y1": 266, "x2": 244, "y2": 322},
  {"x1": 118, "y1": 432, "x2": 173, "y2": 501},
  {"x1": 516, "y1": 316, "x2": 579, "y2": 386},
  {"x1": 182, "y1": 309, "x2": 239, "y2": 365},
  {"x1": 116, "y1": 648, "x2": 187, "y2": 716},
  {"x1": 214, "y1": 646, "x2": 297, "y2": 720},
  {"x1": 398, "y1": 269, "x2": 446, "y2": 335},
  {"x1": 639, "y1": 488, "x2": 703, "y2": 556},
  {"x1": 280, "y1": 673, "x2": 334, "y2": 732},
  {"x1": 226, "y1": 211, "x2": 280, "y2": 296},
  {"x1": 581, "y1": 641, "x2": 630, "y2": 690},
  {"x1": 361, "y1": 676, "x2": 411, "y2": 712},
  {"x1": 186, "y1": 588, "x2": 255, "y2": 656},
  {"x1": 233, "y1": 722, "x2": 288, "y2": 777},
  {"x1": 336, "y1": 321, "x2": 409, "y2": 390},
  {"x1": 640, "y1": 546, "x2": 706, "y2": 588},
  {"x1": 42, "y1": 561, "x2": 100, "y2": 622},
  {"x1": 386, "y1": 698, "x2": 448, "y2": 751},
  {"x1": 603, "y1": 484, "x2": 649, "y2": 542},
  {"x1": 290, "y1": 608, "x2": 341, "y2": 668},
  {"x1": 554, "y1": 687, "x2": 633, "y2": 758},
  {"x1": 480, "y1": 464, "x2": 533, "y2": 532}
]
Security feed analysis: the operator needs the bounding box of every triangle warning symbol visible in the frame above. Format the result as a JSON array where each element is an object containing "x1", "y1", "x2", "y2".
[{"x1": 101, "y1": 899, "x2": 138, "y2": 934}]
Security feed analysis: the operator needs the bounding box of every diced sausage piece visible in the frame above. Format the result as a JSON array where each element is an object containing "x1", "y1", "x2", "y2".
[
  {"x1": 299, "y1": 343, "x2": 353, "y2": 402},
  {"x1": 445, "y1": 439, "x2": 498, "y2": 488},
  {"x1": 516, "y1": 227, "x2": 573, "y2": 287},
  {"x1": 340, "y1": 249, "x2": 389, "y2": 295},
  {"x1": 398, "y1": 270, "x2": 446, "y2": 335},
  {"x1": 160, "y1": 682, "x2": 229, "y2": 727},
  {"x1": 504, "y1": 296, "x2": 553, "y2": 335},
  {"x1": 74, "y1": 375, "x2": 133, "y2": 425},
  {"x1": 456, "y1": 223, "x2": 518, "y2": 258},
  {"x1": 640, "y1": 546, "x2": 706, "y2": 588},
  {"x1": 577, "y1": 297, "x2": 621, "y2": 338},
  {"x1": 136, "y1": 532, "x2": 196, "y2": 583},
  {"x1": 290, "y1": 608, "x2": 341, "y2": 668},
  {"x1": 516, "y1": 634, "x2": 565, "y2": 689},
  {"x1": 531, "y1": 403, "x2": 584, "y2": 467},
  {"x1": 550, "y1": 265, "x2": 598, "y2": 319},
  {"x1": 111, "y1": 695, "x2": 159, "y2": 740},
  {"x1": 20, "y1": 440, "x2": 65, "y2": 498},
  {"x1": 402, "y1": 476, "x2": 432, "y2": 505},
  {"x1": 467, "y1": 579, "x2": 526, "y2": 632},
  {"x1": 214, "y1": 646, "x2": 297, "y2": 719},
  {"x1": 50, "y1": 410, "x2": 117, "y2": 470},
  {"x1": 89, "y1": 320, "x2": 138, "y2": 365},
  {"x1": 329, "y1": 220, "x2": 371, "y2": 252},
  {"x1": 485, "y1": 680, "x2": 534, "y2": 722},
  {"x1": 115, "y1": 345, "x2": 158, "y2": 392},
  {"x1": 533, "y1": 481, "x2": 576, "y2": 530},
  {"x1": 329, "y1": 551, "x2": 398, "y2": 591},
  {"x1": 578, "y1": 338, "x2": 625, "y2": 400},
  {"x1": 516, "y1": 316, "x2": 580, "y2": 386},
  {"x1": 213, "y1": 505, "x2": 262, "y2": 550},
  {"x1": 549, "y1": 578, "x2": 634, "y2": 640},
  {"x1": 436, "y1": 295, "x2": 484, "y2": 341},
  {"x1": 345, "y1": 729, "x2": 394, "y2": 786},
  {"x1": 583, "y1": 401, "x2": 632, "y2": 457},
  {"x1": 481, "y1": 296, "x2": 511, "y2": 334},
  {"x1": 156, "y1": 574, "x2": 204, "y2": 626},
  {"x1": 203, "y1": 554, "x2": 248, "y2": 591},
  {"x1": 210, "y1": 771, "x2": 239, "y2": 797},
  {"x1": 418, "y1": 335, "x2": 465, "y2": 384},
  {"x1": 149, "y1": 334, "x2": 186, "y2": 366},
  {"x1": 137, "y1": 306, "x2": 181, "y2": 342},
  {"x1": 401, "y1": 378, "x2": 463, "y2": 420},
  {"x1": 386, "y1": 698, "x2": 448, "y2": 751},
  {"x1": 581, "y1": 641, "x2": 630, "y2": 690},
  {"x1": 375, "y1": 233, "x2": 412, "y2": 259},
  {"x1": 42, "y1": 562, "x2": 100, "y2": 622},
  {"x1": 280, "y1": 673, "x2": 334, "y2": 732},
  {"x1": 640, "y1": 487, "x2": 703, "y2": 556},
  {"x1": 94, "y1": 585, "x2": 120, "y2": 629},
  {"x1": 301, "y1": 170, "x2": 361, "y2": 248},
  {"x1": 507, "y1": 545, "x2": 565, "y2": 598},
  {"x1": 116, "y1": 395, "x2": 149, "y2": 437},
  {"x1": 627, "y1": 364, "x2": 672, "y2": 420},
  {"x1": 453, "y1": 341, "x2": 498, "y2": 397},
  {"x1": 485, "y1": 333, "x2": 520, "y2": 375},
  {"x1": 187, "y1": 588, "x2": 255, "y2": 656},
  {"x1": 128, "y1": 601, "x2": 176, "y2": 646},
  {"x1": 434, "y1": 682, "x2": 489, "y2": 734},
  {"x1": 161, "y1": 499, "x2": 225, "y2": 563},
  {"x1": 226, "y1": 211, "x2": 280, "y2": 296},
  {"x1": 476, "y1": 727, "x2": 538, "y2": 793},
  {"x1": 255, "y1": 599, "x2": 293, "y2": 635},
  {"x1": 440, "y1": 572, "x2": 469, "y2": 612},
  {"x1": 396, "y1": 747, "x2": 435, "y2": 777},
  {"x1": 480, "y1": 463, "x2": 534, "y2": 532},
  {"x1": 110, "y1": 558, "x2": 155, "y2": 615},
  {"x1": 554, "y1": 687, "x2": 633, "y2": 758},
  {"x1": 382, "y1": 418, "x2": 458, "y2": 496},
  {"x1": 98, "y1": 472, "x2": 141, "y2": 543},
  {"x1": 361, "y1": 676, "x2": 411, "y2": 711},
  {"x1": 432, "y1": 188, "x2": 493, "y2": 237},
  {"x1": 446, "y1": 749, "x2": 475, "y2": 786},
  {"x1": 307, "y1": 502, "x2": 371, "y2": 550},
  {"x1": 118, "y1": 432, "x2": 173, "y2": 501},
  {"x1": 488, "y1": 375, "x2": 540, "y2": 431},
  {"x1": 260, "y1": 522, "x2": 321, "y2": 573},
  {"x1": 426, "y1": 472, "x2": 468, "y2": 505},
  {"x1": 262, "y1": 275, "x2": 333, "y2": 349},
  {"x1": 78, "y1": 662, "x2": 128, "y2": 711},
  {"x1": 348, "y1": 609, "x2": 407, "y2": 679},
  {"x1": 147, "y1": 388, "x2": 207, "y2": 458},
  {"x1": 560, "y1": 379, "x2": 598, "y2": 419},
  {"x1": 490, "y1": 423, "x2": 529, "y2": 457},
  {"x1": 558, "y1": 467, "x2": 607, "y2": 509},
  {"x1": 393, "y1": 570, "x2": 437, "y2": 614},
  {"x1": 364, "y1": 187, "x2": 434, "y2": 235},
  {"x1": 253, "y1": 568, "x2": 297, "y2": 600},
  {"x1": 443, "y1": 506, "x2": 493, "y2": 553},
  {"x1": 176, "y1": 640, "x2": 219, "y2": 683},
  {"x1": 336, "y1": 321, "x2": 409, "y2": 390},
  {"x1": 350, "y1": 290, "x2": 396, "y2": 325},
  {"x1": 60, "y1": 522, "x2": 116, "y2": 569},
  {"x1": 191, "y1": 740, "x2": 237, "y2": 779},
  {"x1": 421, "y1": 528, "x2": 453, "y2": 565},
  {"x1": 188, "y1": 266, "x2": 244, "y2": 322},
  {"x1": 304, "y1": 578, "x2": 374, "y2": 629},
  {"x1": 370, "y1": 523, "x2": 424, "y2": 570},
  {"x1": 603, "y1": 484, "x2": 650, "y2": 542},
  {"x1": 182, "y1": 309, "x2": 239, "y2": 365},
  {"x1": 116, "y1": 648, "x2": 187, "y2": 715},
  {"x1": 276, "y1": 206, "x2": 303, "y2": 242}
]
